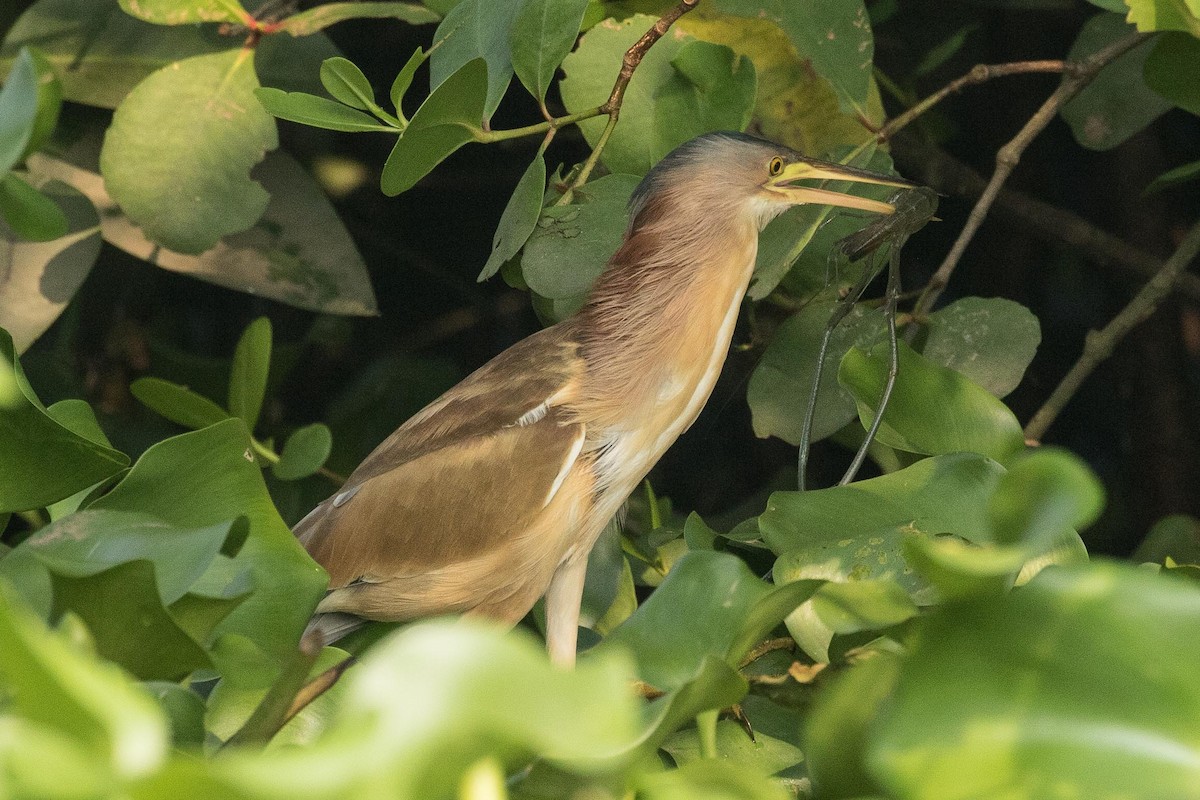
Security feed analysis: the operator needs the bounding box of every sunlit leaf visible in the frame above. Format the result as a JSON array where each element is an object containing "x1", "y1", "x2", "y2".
[
  {"x1": 131, "y1": 376, "x2": 231, "y2": 430},
  {"x1": 116, "y1": 0, "x2": 246, "y2": 26},
  {"x1": 510, "y1": 0, "x2": 589, "y2": 106},
  {"x1": 0, "y1": 172, "x2": 69, "y2": 241},
  {"x1": 1124, "y1": 0, "x2": 1200, "y2": 34},
  {"x1": 638, "y1": 756, "x2": 793, "y2": 800},
  {"x1": 276, "y1": 1, "x2": 438, "y2": 36}
]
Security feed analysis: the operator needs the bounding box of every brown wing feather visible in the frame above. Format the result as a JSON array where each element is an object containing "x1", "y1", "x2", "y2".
[{"x1": 294, "y1": 321, "x2": 587, "y2": 592}]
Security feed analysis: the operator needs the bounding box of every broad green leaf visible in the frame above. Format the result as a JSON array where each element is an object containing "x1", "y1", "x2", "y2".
[
  {"x1": 712, "y1": 0, "x2": 876, "y2": 117},
  {"x1": 144, "y1": 681, "x2": 206, "y2": 749},
  {"x1": 1061, "y1": 13, "x2": 1171, "y2": 150},
  {"x1": 839, "y1": 339, "x2": 1025, "y2": 463},
  {"x1": 1134, "y1": 514, "x2": 1200, "y2": 564},
  {"x1": 228, "y1": 316, "x2": 272, "y2": 431},
  {"x1": 255, "y1": 88, "x2": 395, "y2": 132},
  {"x1": 0, "y1": 172, "x2": 69, "y2": 241},
  {"x1": 479, "y1": 150, "x2": 547, "y2": 280},
  {"x1": 0, "y1": 47, "x2": 39, "y2": 176},
  {"x1": 100, "y1": 47, "x2": 277, "y2": 254},
  {"x1": 1144, "y1": 32, "x2": 1200, "y2": 114},
  {"x1": 276, "y1": 2, "x2": 439, "y2": 36},
  {"x1": 429, "y1": 0, "x2": 522, "y2": 120},
  {"x1": 0, "y1": 326, "x2": 129, "y2": 512},
  {"x1": 509, "y1": 0, "x2": 589, "y2": 106},
  {"x1": 116, "y1": 0, "x2": 246, "y2": 25},
  {"x1": 31, "y1": 145, "x2": 378, "y2": 316},
  {"x1": 88, "y1": 419, "x2": 326, "y2": 664},
  {"x1": 381, "y1": 58, "x2": 487, "y2": 196},
  {"x1": 1144, "y1": 157, "x2": 1200, "y2": 194},
  {"x1": 987, "y1": 448, "x2": 1105, "y2": 548},
  {"x1": 16, "y1": 47, "x2": 63, "y2": 162},
  {"x1": 921, "y1": 297, "x2": 1041, "y2": 397},
  {"x1": 273, "y1": 423, "x2": 333, "y2": 480},
  {"x1": 390, "y1": 46, "x2": 426, "y2": 110},
  {"x1": 662, "y1": 720, "x2": 803, "y2": 776},
  {"x1": 318, "y1": 56, "x2": 374, "y2": 110},
  {"x1": 638, "y1": 757, "x2": 793, "y2": 800},
  {"x1": 521, "y1": 173, "x2": 639, "y2": 298},
  {"x1": 651, "y1": 39, "x2": 757, "y2": 162},
  {"x1": 1124, "y1": 0, "x2": 1200, "y2": 34},
  {"x1": 0, "y1": 178, "x2": 99, "y2": 351},
  {"x1": 869, "y1": 563, "x2": 1200, "y2": 798},
  {"x1": 130, "y1": 376, "x2": 231, "y2": 430},
  {"x1": 747, "y1": 301, "x2": 887, "y2": 446},
  {"x1": 0, "y1": 582, "x2": 169, "y2": 781}
]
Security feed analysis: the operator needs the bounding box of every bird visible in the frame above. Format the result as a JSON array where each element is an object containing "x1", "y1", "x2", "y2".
[{"x1": 294, "y1": 131, "x2": 913, "y2": 666}]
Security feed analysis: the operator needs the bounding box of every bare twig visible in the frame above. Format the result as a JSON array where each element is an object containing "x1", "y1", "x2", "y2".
[
  {"x1": 1024, "y1": 220, "x2": 1200, "y2": 441},
  {"x1": 912, "y1": 31, "x2": 1151, "y2": 317},
  {"x1": 282, "y1": 654, "x2": 358, "y2": 726},
  {"x1": 221, "y1": 632, "x2": 324, "y2": 749}
]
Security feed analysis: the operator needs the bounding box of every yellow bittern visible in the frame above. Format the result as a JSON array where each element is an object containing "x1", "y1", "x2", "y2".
[{"x1": 296, "y1": 132, "x2": 911, "y2": 665}]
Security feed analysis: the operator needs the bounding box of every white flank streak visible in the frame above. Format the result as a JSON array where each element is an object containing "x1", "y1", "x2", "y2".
[
  {"x1": 544, "y1": 427, "x2": 585, "y2": 508},
  {"x1": 515, "y1": 401, "x2": 549, "y2": 427}
]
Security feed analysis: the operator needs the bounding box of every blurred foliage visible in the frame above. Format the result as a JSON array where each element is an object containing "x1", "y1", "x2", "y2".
[{"x1": 2, "y1": 0, "x2": 1200, "y2": 797}]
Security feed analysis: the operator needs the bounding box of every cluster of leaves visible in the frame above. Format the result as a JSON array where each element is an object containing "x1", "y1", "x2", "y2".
[{"x1": 3, "y1": 0, "x2": 1200, "y2": 798}]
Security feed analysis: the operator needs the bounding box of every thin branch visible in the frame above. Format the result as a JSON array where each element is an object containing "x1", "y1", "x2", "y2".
[
  {"x1": 282, "y1": 654, "x2": 358, "y2": 726},
  {"x1": 890, "y1": 135, "x2": 1200, "y2": 303},
  {"x1": 912, "y1": 31, "x2": 1151, "y2": 318},
  {"x1": 1024, "y1": 219, "x2": 1200, "y2": 442},
  {"x1": 221, "y1": 631, "x2": 324, "y2": 749},
  {"x1": 877, "y1": 60, "x2": 1067, "y2": 143}
]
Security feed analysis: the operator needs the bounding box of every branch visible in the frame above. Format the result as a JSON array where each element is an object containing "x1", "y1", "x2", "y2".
[
  {"x1": 1024, "y1": 219, "x2": 1200, "y2": 442},
  {"x1": 890, "y1": 134, "x2": 1200, "y2": 302},
  {"x1": 912, "y1": 31, "x2": 1151, "y2": 318},
  {"x1": 221, "y1": 631, "x2": 324, "y2": 749}
]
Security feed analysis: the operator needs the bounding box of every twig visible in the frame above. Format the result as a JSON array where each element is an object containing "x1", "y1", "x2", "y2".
[
  {"x1": 912, "y1": 31, "x2": 1151, "y2": 318},
  {"x1": 556, "y1": 0, "x2": 699, "y2": 204},
  {"x1": 738, "y1": 637, "x2": 795, "y2": 669},
  {"x1": 890, "y1": 135, "x2": 1200, "y2": 303},
  {"x1": 221, "y1": 631, "x2": 324, "y2": 749},
  {"x1": 877, "y1": 60, "x2": 1067, "y2": 142},
  {"x1": 282, "y1": 654, "x2": 358, "y2": 725},
  {"x1": 1024, "y1": 219, "x2": 1200, "y2": 441}
]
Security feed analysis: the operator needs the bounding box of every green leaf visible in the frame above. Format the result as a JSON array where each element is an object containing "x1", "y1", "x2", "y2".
[
  {"x1": 99, "y1": 48, "x2": 278, "y2": 254},
  {"x1": 662, "y1": 719, "x2": 803, "y2": 776},
  {"x1": 1144, "y1": 31, "x2": 1200, "y2": 114},
  {"x1": 651, "y1": 39, "x2": 757, "y2": 162},
  {"x1": 17, "y1": 47, "x2": 63, "y2": 162},
  {"x1": 869, "y1": 562, "x2": 1200, "y2": 798},
  {"x1": 0, "y1": 326, "x2": 129, "y2": 513},
  {"x1": 747, "y1": 301, "x2": 887, "y2": 446},
  {"x1": 509, "y1": 0, "x2": 589, "y2": 106},
  {"x1": 921, "y1": 297, "x2": 1041, "y2": 397},
  {"x1": 87, "y1": 419, "x2": 326, "y2": 664},
  {"x1": 144, "y1": 681, "x2": 206, "y2": 749},
  {"x1": 381, "y1": 58, "x2": 487, "y2": 196},
  {"x1": 1124, "y1": 0, "x2": 1200, "y2": 34},
  {"x1": 521, "y1": 173, "x2": 639, "y2": 298},
  {"x1": 914, "y1": 24, "x2": 978, "y2": 77},
  {"x1": 429, "y1": 0, "x2": 522, "y2": 120},
  {"x1": 130, "y1": 376, "x2": 231, "y2": 430},
  {"x1": 1061, "y1": 13, "x2": 1171, "y2": 151},
  {"x1": 839, "y1": 339, "x2": 1025, "y2": 463},
  {"x1": 276, "y1": 2, "x2": 439, "y2": 36},
  {"x1": 228, "y1": 316, "x2": 272, "y2": 430},
  {"x1": 1086, "y1": 0, "x2": 1130, "y2": 11},
  {"x1": 987, "y1": 447, "x2": 1105, "y2": 548},
  {"x1": 0, "y1": 178, "x2": 99, "y2": 352},
  {"x1": 1134, "y1": 514, "x2": 1200, "y2": 564},
  {"x1": 0, "y1": 583, "x2": 169, "y2": 783},
  {"x1": 479, "y1": 151, "x2": 547, "y2": 280},
  {"x1": 638, "y1": 757, "x2": 794, "y2": 800},
  {"x1": 390, "y1": 46, "x2": 426, "y2": 111},
  {"x1": 116, "y1": 0, "x2": 247, "y2": 25},
  {"x1": 273, "y1": 423, "x2": 333, "y2": 480},
  {"x1": 318, "y1": 56, "x2": 375, "y2": 110},
  {"x1": 0, "y1": 47, "x2": 40, "y2": 176},
  {"x1": 0, "y1": 172, "x2": 69, "y2": 241},
  {"x1": 255, "y1": 87, "x2": 393, "y2": 132},
  {"x1": 1144, "y1": 157, "x2": 1200, "y2": 194}
]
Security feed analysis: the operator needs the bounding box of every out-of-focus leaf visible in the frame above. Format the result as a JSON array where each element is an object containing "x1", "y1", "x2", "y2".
[
  {"x1": 381, "y1": 58, "x2": 487, "y2": 195},
  {"x1": 117, "y1": 0, "x2": 246, "y2": 25},
  {"x1": 839, "y1": 339, "x2": 1025, "y2": 463},
  {"x1": 521, "y1": 173, "x2": 638, "y2": 298},
  {"x1": 130, "y1": 377, "x2": 231, "y2": 430},
  {"x1": 144, "y1": 681, "x2": 206, "y2": 749},
  {"x1": 638, "y1": 757, "x2": 793, "y2": 800},
  {"x1": 479, "y1": 151, "x2": 546, "y2": 280},
  {"x1": 88, "y1": 419, "x2": 326, "y2": 664},
  {"x1": 16, "y1": 47, "x2": 63, "y2": 162},
  {"x1": 651, "y1": 40, "x2": 756, "y2": 162},
  {"x1": 1144, "y1": 157, "x2": 1200, "y2": 195},
  {"x1": 1124, "y1": 0, "x2": 1200, "y2": 34},
  {"x1": 429, "y1": 0, "x2": 521, "y2": 120},
  {"x1": 0, "y1": 48, "x2": 39, "y2": 177},
  {"x1": 276, "y1": 1, "x2": 438, "y2": 35},
  {"x1": 31, "y1": 144, "x2": 378, "y2": 316},
  {"x1": 1134, "y1": 514, "x2": 1200, "y2": 564},
  {"x1": 662, "y1": 719, "x2": 803, "y2": 776},
  {"x1": 748, "y1": 301, "x2": 887, "y2": 446},
  {"x1": 1085, "y1": 0, "x2": 1129, "y2": 11},
  {"x1": 0, "y1": 178, "x2": 99, "y2": 351},
  {"x1": 921, "y1": 297, "x2": 1041, "y2": 397},
  {"x1": 99, "y1": 47, "x2": 277, "y2": 254},
  {"x1": 510, "y1": 0, "x2": 589, "y2": 106},
  {"x1": 0, "y1": 172, "x2": 69, "y2": 241},
  {"x1": 988, "y1": 448, "x2": 1105, "y2": 549},
  {"x1": 869, "y1": 563, "x2": 1200, "y2": 798},
  {"x1": 1061, "y1": 13, "x2": 1170, "y2": 151},
  {"x1": 255, "y1": 88, "x2": 395, "y2": 132},
  {"x1": 228, "y1": 317, "x2": 271, "y2": 431},
  {"x1": 0, "y1": 582, "x2": 169, "y2": 782},
  {"x1": 0, "y1": 327, "x2": 129, "y2": 512},
  {"x1": 914, "y1": 24, "x2": 977, "y2": 77},
  {"x1": 1144, "y1": 31, "x2": 1200, "y2": 114},
  {"x1": 272, "y1": 423, "x2": 333, "y2": 480}
]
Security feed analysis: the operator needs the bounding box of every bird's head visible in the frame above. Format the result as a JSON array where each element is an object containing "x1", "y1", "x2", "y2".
[{"x1": 629, "y1": 131, "x2": 915, "y2": 233}]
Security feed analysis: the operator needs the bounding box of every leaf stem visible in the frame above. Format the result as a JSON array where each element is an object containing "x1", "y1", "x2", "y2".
[
  {"x1": 474, "y1": 106, "x2": 603, "y2": 143},
  {"x1": 221, "y1": 631, "x2": 323, "y2": 749},
  {"x1": 1024, "y1": 219, "x2": 1200, "y2": 441}
]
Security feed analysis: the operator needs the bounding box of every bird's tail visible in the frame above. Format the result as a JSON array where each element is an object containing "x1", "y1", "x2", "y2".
[{"x1": 304, "y1": 612, "x2": 366, "y2": 645}]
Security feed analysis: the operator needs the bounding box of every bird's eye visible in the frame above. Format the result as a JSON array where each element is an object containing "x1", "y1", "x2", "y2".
[{"x1": 768, "y1": 156, "x2": 784, "y2": 176}]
